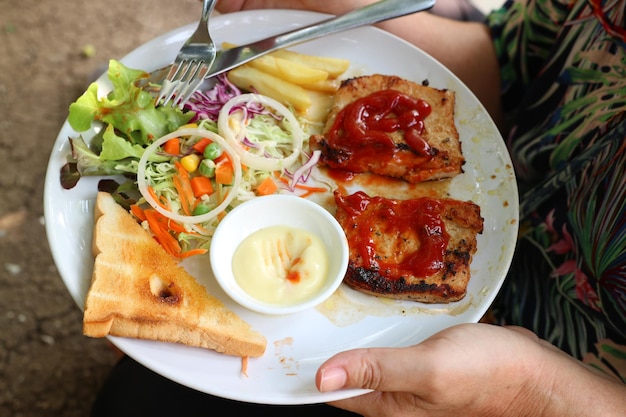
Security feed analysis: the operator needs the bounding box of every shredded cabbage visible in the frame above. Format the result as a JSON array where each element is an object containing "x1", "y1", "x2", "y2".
[
  {"x1": 218, "y1": 94, "x2": 304, "y2": 172},
  {"x1": 185, "y1": 74, "x2": 241, "y2": 121}
]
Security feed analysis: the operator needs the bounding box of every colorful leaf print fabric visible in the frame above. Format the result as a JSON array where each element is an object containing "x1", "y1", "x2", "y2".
[{"x1": 486, "y1": 0, "x2": 626, "y2": 382}]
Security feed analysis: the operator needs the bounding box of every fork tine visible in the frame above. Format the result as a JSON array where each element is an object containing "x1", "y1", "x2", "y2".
[
  {"x1": 155, "y1": 64, "x2": 181, "y2": 105},
  {"x1": 159, "y1": 60, "x2": 198, "y2": 107},
  {"x1": 158, "y1": 60, "x2": 206, "y2": 108},
  {"x1": 156, "y1": 0, "x2": 217, "y2": 109},
  {"x1": 173, "y1": 62, "x2": 211, "y2": 107}
]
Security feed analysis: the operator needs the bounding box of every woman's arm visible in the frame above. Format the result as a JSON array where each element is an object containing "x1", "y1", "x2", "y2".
[
  {"x1": 376, "y1": 14, "x2": 503, "y2": 127},
  {"x1": 316, "y1": 324, "x2": 626, "y2": 417},
  {"x1": 216, "y1": 0, "x2": 503, "y2": 126}
]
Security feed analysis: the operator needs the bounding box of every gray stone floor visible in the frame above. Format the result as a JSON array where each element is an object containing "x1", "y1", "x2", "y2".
[{"x1": 0, "y1": 1, "x2": 197, "y2": 415}]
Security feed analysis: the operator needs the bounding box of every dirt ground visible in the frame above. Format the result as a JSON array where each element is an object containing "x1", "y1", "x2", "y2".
[{"x1": 0, "y1": 1, "x2": 197, "y2": 415}]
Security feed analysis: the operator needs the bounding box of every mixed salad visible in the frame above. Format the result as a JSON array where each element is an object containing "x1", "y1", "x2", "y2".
[{"x1": 62, "y1": 59, "x2": 330, "y2": 259}]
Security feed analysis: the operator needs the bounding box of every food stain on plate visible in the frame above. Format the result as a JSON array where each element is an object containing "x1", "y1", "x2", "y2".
[
  {"x1": 273, "y1": 337, "x2": 299, "y2": 376},
  {"x1": 316, "y1": 286, "x2": 475, "y2": 327}
]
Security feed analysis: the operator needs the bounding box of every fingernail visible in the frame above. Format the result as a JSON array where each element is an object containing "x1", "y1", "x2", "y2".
[{"x1": 319, "y1": 367, "x2": 347, "y2": 392}]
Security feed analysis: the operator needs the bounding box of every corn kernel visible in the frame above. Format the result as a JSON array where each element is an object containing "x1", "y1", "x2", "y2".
[
  {"x1": 180, "y1": 154, "x2": 201, "y2": 172},
  {"x1": 228, "y1": 117, "x2": 241, "y2": 135}
]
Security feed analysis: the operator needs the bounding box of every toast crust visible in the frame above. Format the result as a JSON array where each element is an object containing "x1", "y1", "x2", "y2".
[
  {"x1": 334, "y1": 190, "x2": 483, "y2": 303},
  {"x1": 311, "y1": 74, "x2": 463, "y2": 183},
  {"x1": 83, "y1": 192, "x2": 267, "y2": 357}
]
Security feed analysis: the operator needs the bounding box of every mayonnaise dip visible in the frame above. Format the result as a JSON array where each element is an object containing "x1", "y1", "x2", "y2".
[{"x1": 232, "y1": 225, "x2": 329, "y2": 306}]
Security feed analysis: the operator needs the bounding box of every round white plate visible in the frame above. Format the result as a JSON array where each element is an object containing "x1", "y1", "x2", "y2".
[{"x1": 44, "y1": 10, "x2": 519, "y2": 405}]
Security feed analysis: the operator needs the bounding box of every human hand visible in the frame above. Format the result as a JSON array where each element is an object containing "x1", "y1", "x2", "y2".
[
  {"x1": 215, "y1": 0, "x2": 375, "y2": 16},
  {"x1": 315, "y1": 323, "x2": 586, "y2": 417}
]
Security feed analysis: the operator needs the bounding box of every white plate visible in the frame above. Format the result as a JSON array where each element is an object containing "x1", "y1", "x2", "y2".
[{"x1": 44, "y1": 10, "x2": 519, "y2": 405}]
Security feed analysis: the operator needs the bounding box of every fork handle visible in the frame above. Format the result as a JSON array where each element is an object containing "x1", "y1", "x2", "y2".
[
  {"x1": 185, "y1": 0, "x2": 217, "y2": 44},
  {"x1": 200, "y1": 0, "x2": 217, "y2": 23}
]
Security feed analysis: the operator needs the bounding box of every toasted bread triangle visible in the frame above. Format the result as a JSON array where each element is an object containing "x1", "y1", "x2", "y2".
[{"x1": 83, "y1": 192, "x2": 267, "y2": 357}]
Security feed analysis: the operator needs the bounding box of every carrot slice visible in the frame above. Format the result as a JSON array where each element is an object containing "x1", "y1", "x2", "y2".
[
  {"x1": 163, "y1": 138, "x2": 180, "y2": 155},
  {"x1": 213, "y1": 152, "x2": 230, "y2": 165},
  {"x1": 241, "y1": 356, "x2": 249, "y2": 377},
  {"x1": 130, "y1": 204, "x2": 146, "y2": 222},
  {"x1": 277, "y1": 177, "x2": 326, "y2": 197},
  {"x1": 178, "y1": 248, "x2": 209, "y2": 259},
  {"x1": 144, "y1": 209, "x2": 181, "y2": 256},
  {"x1": 156, "y1": 213, "x2": 187, "y2": 234},
  {"x1": 256, "y1": 176, "x2": 278, "y2": 196},
  {"x1": 215, "y1": 158, "x2": 234, "y2": 185},
  {"x1": 174, "y1": 161, "x2": 195, "y2": 216},
  {"x1": 190, "y1": 176, "x2": 214, "y2": 198},
  {"x1": 173, "y1": 176, "x2": 191, "y2": 216},
  {"x1": 147, "y1": 186, "x2": 171, "y2": 210},
  {"x1": 136, "y1": 203, "x2": 208, "y2": 259},
  {"x1": 192, "y1": 137, "x2": 212, "y2": 154},
  {"x1": 296, "y1": 186, "x2": 327, "y2": 198}
]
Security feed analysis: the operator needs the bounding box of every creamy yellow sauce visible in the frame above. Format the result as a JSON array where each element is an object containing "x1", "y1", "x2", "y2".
[{"x1": 232, "y1": 225, "x2": 328, "y2": 306}]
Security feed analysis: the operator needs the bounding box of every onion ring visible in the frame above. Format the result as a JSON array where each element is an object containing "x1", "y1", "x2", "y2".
[
  {"x1": 218, "y1": 94, "x2": 303, "y2": 172},
  {"x1": 137, "y1": 128, "x2": 242, "y2": 224}
]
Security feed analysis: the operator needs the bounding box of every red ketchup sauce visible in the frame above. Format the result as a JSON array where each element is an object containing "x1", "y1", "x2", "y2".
[
  {"x1": 335, "y1": 191, "x2": 449, "y2": 278},
  {"x1": 326, "y1": 89, "x2": 433, "y2": 163}
]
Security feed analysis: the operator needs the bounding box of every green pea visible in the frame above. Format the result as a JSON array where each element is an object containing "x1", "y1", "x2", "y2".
[
  {"x1": 193, "y1": 204, "x2": 211, "y2": 216},
  {"x1": 198, "y1": 159, "x2": 216, "y2": 177},
  {"x1": 203, "y1": 142, "x2": 222, "y2": 160}
]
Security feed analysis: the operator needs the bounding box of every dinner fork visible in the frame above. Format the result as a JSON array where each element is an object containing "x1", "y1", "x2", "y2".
[{"x1": 157, "y1": 0, "x2": 217, "y2": 108}]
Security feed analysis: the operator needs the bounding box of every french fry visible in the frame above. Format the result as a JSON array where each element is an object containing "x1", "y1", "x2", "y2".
[
  {"x1": 305, "y1": 90, "x2": 334, "y2": 123},
  {"x1": 222, "y1": 42, "x2": 349, "y2": 79},
  {"x1": 227, "y1": 65, "x2": 312, "y2": 112},
  {"x1": 299, "y1": 78, "x2": 342, "y2": 93},
  {"x1": 245, "y1": 55, "x2": 279, "y2": 74},
  {"x1": 247, "y1": 55, "x2": 329, "y2": 85},
  {"x1": 270, "y1": 49, "x2": 350, "y2": 78},
  {"x1": 274, "y1": 58, "x2": 329, "y2": 84},
  {"x1": 221, "y1": 41, "x2": 349, "y2": 114}
]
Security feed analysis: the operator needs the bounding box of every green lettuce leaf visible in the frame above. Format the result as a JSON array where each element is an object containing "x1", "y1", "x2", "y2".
[
  {"x1": 99, "y1": 124, "x2": 169, "y2": 162},
  {"x1": 68, "y1": 59, "x2": 193, "y2": 146},
  {"x1": 99, "y1": 124, "x2": 148, "y2": 160},
  {"x1": 69, "y1": 136, "x2": 138, "y2": 177}
]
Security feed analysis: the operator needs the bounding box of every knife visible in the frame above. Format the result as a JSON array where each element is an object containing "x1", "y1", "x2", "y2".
[{"x1": 201, "y1": 0, "x2": 435, "y2": 80}]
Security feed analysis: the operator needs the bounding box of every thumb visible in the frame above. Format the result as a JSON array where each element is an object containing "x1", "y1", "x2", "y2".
[{"x1": 316, "y1": 347, "x2": 422, "y2": 393}]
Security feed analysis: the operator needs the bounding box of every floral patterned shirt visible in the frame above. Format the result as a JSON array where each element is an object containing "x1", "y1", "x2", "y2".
[{"x1": 486, "y1": 0, "x2": 626, "y2": 381}]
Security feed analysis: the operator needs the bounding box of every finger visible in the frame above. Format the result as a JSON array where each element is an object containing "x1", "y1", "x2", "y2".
[{"x1": 316, "y1": 346, "x2": 429, "y2": 393}]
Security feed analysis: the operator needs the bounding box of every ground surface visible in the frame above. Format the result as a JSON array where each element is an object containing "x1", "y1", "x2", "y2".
[{"x1": 0, "y1": 1, "x2": 197, "y2": 415}]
